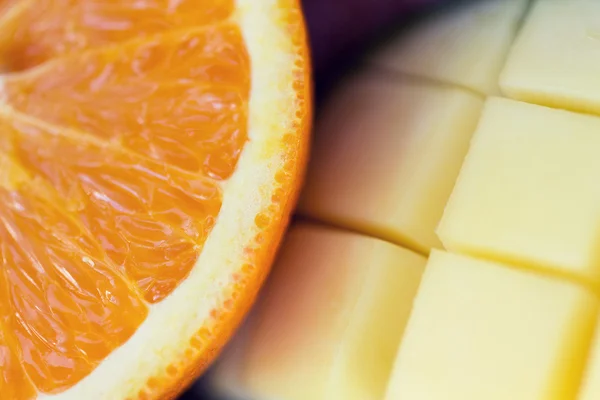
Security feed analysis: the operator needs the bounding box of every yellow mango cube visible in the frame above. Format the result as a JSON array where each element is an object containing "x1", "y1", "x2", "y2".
[
  {"x1": 500, "y1": 0, "x2": 600, "y2": 114},
  {"x1": 579, "y1": 314, "x2": 600, "y2": 400},
  {"x1": 437, "y1": 97, "x2": 600, "y2": 285},
  {"x1": 207, "y1": 319, "x2": 254, "y2": 400},
  {"x1": 298, "y1": 73, "x2": 482, "y2": 253},
  {"x1": 212, "y1": 222, "x2": 426, "y2": 400},
  {"x1": 385, "y1": 250, "x2": 598, "y2": 400},
  {"x1": 370, "y1": 0, "x2": 529, "y2": 94}
]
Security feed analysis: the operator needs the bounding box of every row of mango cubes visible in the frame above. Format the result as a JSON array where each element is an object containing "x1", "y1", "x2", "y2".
[{"x1": 202, "y1": 0, "x2": 600, "y2": 399}]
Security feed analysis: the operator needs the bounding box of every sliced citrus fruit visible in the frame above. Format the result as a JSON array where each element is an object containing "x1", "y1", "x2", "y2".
[{"x1": 0, "y1": 0, "x2": 310, "y2": 398}]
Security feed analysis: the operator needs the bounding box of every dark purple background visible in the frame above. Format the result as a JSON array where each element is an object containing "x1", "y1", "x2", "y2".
[
  {"x1": 180, "y1": 0, "x2": 446, "y2": 398},
  {"x1": 305, "y1": 0, "x2": 440, "y2": 78}
]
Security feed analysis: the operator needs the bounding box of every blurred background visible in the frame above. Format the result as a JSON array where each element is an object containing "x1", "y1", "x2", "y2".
[{"x1": 300, "y1": 0, "x2": 443, "y2": 101}]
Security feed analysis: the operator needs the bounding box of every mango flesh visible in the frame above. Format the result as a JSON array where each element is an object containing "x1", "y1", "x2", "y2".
[
  {"x1": 212, "y1": 223, "x2": 425, "y2": 400},
  {"x1": 209, "y1": 0, "x2": 600, "y2": 399},
  {"x1": 371, "y1": 0, "x2": 529, "y2": 94},
  {"x1": 437, "y1": 96, "x2": 600, "y2": 287},
  {"x1": 500, "y1": 0, "x2": 600, "y2": 114},
  {"x1": 385, "y1": 250, "x2": 597, "y2": 400},
  {"x1": 298, "y1": 75, "x2": 482, "y2": 253},
  {"x1": 580, "y1": 314, "x2": 600, "y2": 400}
]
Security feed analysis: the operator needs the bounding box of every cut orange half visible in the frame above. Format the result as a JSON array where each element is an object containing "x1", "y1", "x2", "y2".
[{"x1": 0, "y1": 1, "x2": 311, "y2": 399}]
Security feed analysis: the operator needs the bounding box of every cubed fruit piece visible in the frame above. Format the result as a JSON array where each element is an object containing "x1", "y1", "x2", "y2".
[
  {"x1": 437, "y1": 97, "x2": 600, "y2": 286},
  {"x1": 385, "y1": 250, "x2": 598, "y2": 400},
  {"x1": 579, "y1": 314, "x2": 600, "y2": 400},
  {"x1": 500, "y1": 0, "x2": 600, "y2": 114},
  {"x1": 213, "y1": 223, "x2": 426, "y2": 400},
  {"x1": 298, "y1": 73, "x2": 482, "y2": 253},
  {"x1": 370, "y1": 0, "x2": 528, "y2": 95},
  {"x1": 206, "y1": 319, "x2": 254, "y2": 400}
]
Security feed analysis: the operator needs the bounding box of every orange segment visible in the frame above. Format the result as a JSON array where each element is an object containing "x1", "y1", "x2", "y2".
[
  {"x1": 0, "y1": 0, "x2": 235, "y2": 70},
  {"x1": 0, "y1": 0, "x2": 18, "y2": 12},
  {"x1": 0, "y1": 324, "x2": 36, "y2": 400},
  {"x1": 0, "y1": 160, "x2": 148, "y2": 391},
  {"x1": 2, "y1": 113, "x2": 222, "y2": 302},
  {"x1": 2, "y1": 25, "x2": 250, "y2": 175}
]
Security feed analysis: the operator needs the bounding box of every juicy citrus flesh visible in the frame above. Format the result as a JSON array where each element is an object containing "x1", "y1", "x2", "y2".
[
  {"x1": 0, "y1": 0, "x2": 269, "y2": 397},
  {"x1": 0, "y1": 0, "x2": 235, "y2": 71}
]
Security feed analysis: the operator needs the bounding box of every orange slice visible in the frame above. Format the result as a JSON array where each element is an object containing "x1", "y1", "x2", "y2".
[{"x1": 0, "y1": 0, "x2": 311, "y2": 399}]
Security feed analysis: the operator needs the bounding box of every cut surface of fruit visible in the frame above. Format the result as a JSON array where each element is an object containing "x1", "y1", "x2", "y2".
[
  {"x1": 0, "y1": 321, "x2": 37, "y2": 399},
  {"x1": 207, "y1": 317, "x2": 254, "y2": 400},
  {"x1": 1, "y1": 112, "x2": 222, "y2": 303},
  {"x1": 500, "y1": 0, "x2": 600, "y2": 115},
  {"x1": 0, "y1": 0, "x2": 235, "y2": 71},
  {"x1": 298, "y1": 72, "x2": 482, "y2": 253},
  {"x1": 0, "y1": 0, "x2": 310, "y2": 399},
  {"x1": 370, "y1": 0, "x2": 529, "y2": 95},
  {"x1": 437, "y1": 96, "x2": 600, "y2": 287},
  {"x1": 385, "y1": 250, "x2": 598, "y2": 400},
  {"x1": 1, "y1": 24, "x2": 250, "y2": 175},
  {"x1": 579, "y1": 315, "x2": 600, "y2": 400},
  {"x1": 0, "y1": 155, "x2": 149, "y2": 392},
  {"x1": 212, "y1": 223, "x2": 426, "y2": 400}
]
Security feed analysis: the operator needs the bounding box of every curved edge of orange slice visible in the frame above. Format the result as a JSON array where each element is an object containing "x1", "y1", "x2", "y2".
[{"x1": 42, "y1": 1, "x2": 311, "y2": 398}]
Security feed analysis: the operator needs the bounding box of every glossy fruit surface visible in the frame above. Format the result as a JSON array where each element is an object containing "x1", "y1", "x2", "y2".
[{"x1": 0, "y1": 1, "x2": 311, "y2": 398}]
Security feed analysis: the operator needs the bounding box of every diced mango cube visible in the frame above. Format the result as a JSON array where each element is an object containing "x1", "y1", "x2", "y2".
[
  {"x1": 370, "y1": 0, "x2": 528, "y2": 94},
  {"x1": 212, "y1": 223, "x2": 426, "y2": 400},
  {"x1": 579, "y1": 314, "x2": 600, "y2": 400},
  {"x1": 500, "y1": 0, "x2": 600, "y2": 114},
  {"x1": 385, "y1": 250, "x2": 598, "y2": 400},
  {"x1": 437, "y1": 97, "x2": 600, "y2": 285},
  {"x1": 298, "y1": 73, "x2": 482, "y2": 253},
  {"x1": 207, "y1": 319, "x2": 254, "y2": 400}
]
